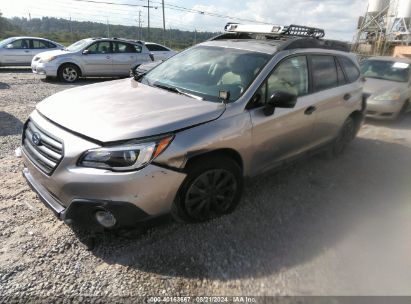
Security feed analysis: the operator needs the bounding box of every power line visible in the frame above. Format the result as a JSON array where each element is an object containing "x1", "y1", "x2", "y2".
[
  {"x1": 9, "y1": 0, "x2": 230, "y2": 34},
  {"x1": 70, "y1": 0, "x2": 158, "y2": 9},
  {"x1": 67, "y1": 0, "x2": 270, "y2": 24}
]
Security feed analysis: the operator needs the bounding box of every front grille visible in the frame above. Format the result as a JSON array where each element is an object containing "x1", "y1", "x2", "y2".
[{"x1": 22, "y1": 120, "x2": 64, "y2": 175}]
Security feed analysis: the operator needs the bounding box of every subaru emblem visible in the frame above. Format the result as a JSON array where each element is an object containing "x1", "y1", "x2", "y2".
[{"x1": 32, "y1": 132, "x2": 42, "y2": 146}]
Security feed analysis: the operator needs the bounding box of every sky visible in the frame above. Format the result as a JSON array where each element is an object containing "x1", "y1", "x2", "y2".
[{"x1": 0, "y1": 0, "x2": 368, "y2": 41}]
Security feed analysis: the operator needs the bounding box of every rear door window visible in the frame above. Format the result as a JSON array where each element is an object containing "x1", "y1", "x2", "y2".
[
  {"x1": 31, "y1": 40, "x2": 49, "y2": 49},
  {"x1": 113, "y1": 42, "x2": 136, "y2": 53},
  {"x1": 310, "y1": 55, "x2": 339, "y2": 92},
  {"x1": 339, "y1": 56, "x2": 360, "y2": 83}
]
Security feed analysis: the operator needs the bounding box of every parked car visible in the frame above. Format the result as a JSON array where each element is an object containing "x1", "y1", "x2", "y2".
[
  {"x1": 21, "y1": 23, "x2": 365, "y2": 231},
  {"x1": 130, "y1": 60, "x2": 162, "y2": 77},
  {"x1": 31, "y1": 38, "x2": 153, "y2": 82},
  {"x1": 361, "y1": 56, "x2": 411, "y2": 120},
  {"x1": 144, "y1": 42, "x2": 176, "y2": 60},
  {"x1": 0, "y1": 37, "x2": 63, "y2": 67}
]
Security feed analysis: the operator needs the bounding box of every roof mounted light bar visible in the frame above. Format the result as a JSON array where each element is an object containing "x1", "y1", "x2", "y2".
[{"x1": 224, "y1": 23, "x2": 325, "y2": 39}]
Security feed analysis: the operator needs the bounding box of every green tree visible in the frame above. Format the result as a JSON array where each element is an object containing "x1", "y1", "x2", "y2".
[
  {"x1": 6, "y1": 16, "x2": 218, "y2": 48},
  {"x1": 0, "y1": 11, "x2": 23, "y2": 38}
]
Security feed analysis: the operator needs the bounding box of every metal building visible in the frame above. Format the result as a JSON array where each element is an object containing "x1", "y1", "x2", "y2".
[{"x1": 352, "y1": 0, "x2": 411, "y2": 55}]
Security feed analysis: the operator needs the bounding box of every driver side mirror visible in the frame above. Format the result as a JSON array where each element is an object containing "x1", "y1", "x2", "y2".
[
  {"x1": 263, "y1": 91, "x2": 297, "y2": 116},
  {"x1": 82, "y1": 49, "x2": 89, "y2": 55}
]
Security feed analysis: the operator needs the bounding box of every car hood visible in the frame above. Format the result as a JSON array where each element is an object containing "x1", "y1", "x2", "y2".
[
  {"x1": 34, "y1": 49, "x2": 70, "y2": 59},
  {"x1": 363, "y1": 77, "x2": 408, "y2": 96},
  {"x1": 36, "y1": 78, "x2": 226, "y2": 142}
]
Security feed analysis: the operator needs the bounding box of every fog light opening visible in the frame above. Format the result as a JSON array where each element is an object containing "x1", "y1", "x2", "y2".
[{"x1": 95, "y1": 210, "x2": 117, "y2": 228}]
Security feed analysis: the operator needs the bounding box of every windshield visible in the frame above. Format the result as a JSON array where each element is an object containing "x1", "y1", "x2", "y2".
[
  {"x1": 0, "y1": 38, "x2": 15, "y2": 48},
  {"x1": 361, "y1": 60, "x2": 410, "y2": 82},
  {"x1": 141, "y1": 46, "x2": 271, "y2": 102},
  {"x1": 65, "y1": 39, "x2": 91, "y2": 52}
]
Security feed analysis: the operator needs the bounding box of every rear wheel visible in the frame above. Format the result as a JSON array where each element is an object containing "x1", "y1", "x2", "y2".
[
  {"x1": 171, "y1": 156, "x2": 243, "y2": 223},
  {"x1": 58, "y1": 64, "x2": 80, "y2": 83},
  {"x1": 329, "y1": 116, "x2": 355, "y2": 157}
]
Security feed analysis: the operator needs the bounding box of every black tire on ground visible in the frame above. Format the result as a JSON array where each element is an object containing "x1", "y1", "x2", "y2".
[
  {"x1": 329, "y1": 116, "x2": 355, "y2": 158},
  {"x1": 58, "y1": 63, "x2": 80, "y2": 83},
  {"x1": 171, "y1": 156, "x2": 243, "y2": 223},
  {"x1": 43, "y1": 76, "x2": 55, "y2": 82},
  {"x1": 398, "y1": 100, "x2": 410, "y2": 120}
]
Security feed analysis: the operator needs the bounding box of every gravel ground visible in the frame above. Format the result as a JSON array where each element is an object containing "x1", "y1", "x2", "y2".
[{"x1": 1, "y1": 69, "x2": 411, "y2": 300}]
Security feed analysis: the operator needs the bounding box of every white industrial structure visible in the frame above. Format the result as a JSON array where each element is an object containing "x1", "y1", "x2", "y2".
[{"x1": 353, "y1": 0, "x2": 411, "y2": 55}]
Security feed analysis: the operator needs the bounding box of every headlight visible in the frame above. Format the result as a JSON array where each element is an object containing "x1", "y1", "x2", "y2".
[
  {"x1": 373, "y1": 91, "x2": 401, "y2": 101},
  {"x1": 79, "y1": 135, "x2": 173, "y2": 171},
  {"x1": 39, "y1": 56, "x2": 57, "y2": 63}
]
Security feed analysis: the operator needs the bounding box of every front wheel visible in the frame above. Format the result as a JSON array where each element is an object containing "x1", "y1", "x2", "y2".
[
  {"x1": 172, "y1": 156, "x2": 243, "y2": 223},
  {"x1": 398, "y1": 100, "x2": 410, "y2": 120},
  {"x1": 58, "y1": 64, "x2": 80, "y2": 83}
]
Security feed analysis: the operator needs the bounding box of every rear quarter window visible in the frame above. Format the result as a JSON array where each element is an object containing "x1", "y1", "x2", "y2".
[
  {"x1": 47, "y1": 41, "x2": 57, "y2": 48},
  {"x1": 339, "y1": 56, "x2": 360, "y2": 83}
]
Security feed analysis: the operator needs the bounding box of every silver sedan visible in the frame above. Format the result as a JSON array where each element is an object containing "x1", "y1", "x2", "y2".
[
  {"x1": 31, "y1": 38, "x2": 154, "y2": 82},
  {"x1": 0, "y1": 37, "x2": 63, "y2": 67},
  {"x1": 361, "y1": 56, "x2": 411, "y2": 120}
]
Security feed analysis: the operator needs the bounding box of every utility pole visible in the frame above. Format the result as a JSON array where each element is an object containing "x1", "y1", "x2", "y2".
[
  {"x1": 162, "y1": 0, "x2": 166, "y2": 45},
  {"x1": 137, "y1": 10, "x2": 142, "y2": 40},
  {"x1": 169, "y1": 25, "x2": 172, "y2": 49},
  {"x1": 106, "y1": 17, "x2": 110, "y2": 37},
  {"x1": 147, "y1": 0, "x2": 150, "y2": 41},
  {"x1": 69, "y1": 15, "x2": 73, "y2": 43}
]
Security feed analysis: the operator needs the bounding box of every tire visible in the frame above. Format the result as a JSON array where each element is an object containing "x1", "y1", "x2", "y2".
[
  {"x1": 58, "y1": 63, "x2": 80, "y2": 83},
  {"x1": 398, "y1": 100, "x2": 410, "y2": 120},
  {"x1": 171, "y1": 156, "x2": 243, "y2": 223},
  {"x1": 329, "y1": 116, "x2": 355, "y2": 157}
]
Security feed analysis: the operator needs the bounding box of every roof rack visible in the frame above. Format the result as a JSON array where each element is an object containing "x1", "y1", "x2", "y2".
[
  {"x1": 224, "y1": 23, "x2": 325, "y2": 39},
  {"x1": 280, "y1": 38, "x2": 350, "y2": 52}
]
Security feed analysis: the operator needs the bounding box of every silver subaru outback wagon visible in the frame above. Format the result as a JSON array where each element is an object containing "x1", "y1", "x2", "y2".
[{"x1": 21, "y1": 24, "x2": 365, "y2": 231}]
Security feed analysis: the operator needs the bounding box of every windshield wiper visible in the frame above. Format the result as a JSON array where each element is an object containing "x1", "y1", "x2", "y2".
[{"x1": 152, "y1": 83, "x2": 203, "y2": 100}]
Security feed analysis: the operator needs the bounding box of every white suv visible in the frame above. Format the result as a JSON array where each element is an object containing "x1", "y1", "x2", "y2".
[{"x1": 31, "y1": 38, "x2": 153, "y2": 82}]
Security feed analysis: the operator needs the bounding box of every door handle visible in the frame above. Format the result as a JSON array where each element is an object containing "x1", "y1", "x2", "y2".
[
  {"x1": 304, "y1": 106, "x2": 317, "y2": 115},
  {"x1": 24, "y1": 50, "x2": 30, "y2": 53},
  {"x1": 343, "y1": 93, "x2": 351, "y2": 101},
  {"x1": 106, "y1": 56, "x2": 111, "y2": 59}
]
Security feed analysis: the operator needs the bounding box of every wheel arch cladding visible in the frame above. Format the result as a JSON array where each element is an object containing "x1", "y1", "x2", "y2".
[{"x1": 184, "y1": 148, "x2": 244, "y2": 173}]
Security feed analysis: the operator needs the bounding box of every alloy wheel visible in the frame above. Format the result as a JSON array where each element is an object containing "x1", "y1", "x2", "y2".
[{"x1": 62, "y1": 67, "x2": 78, "y2": 82}]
